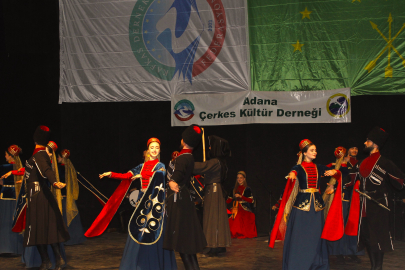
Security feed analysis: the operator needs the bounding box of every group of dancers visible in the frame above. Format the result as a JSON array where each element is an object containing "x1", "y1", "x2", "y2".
[
  {"x1": 1, "y1": 124, "x2": 404, "y2": 270},
  {"x1": 270, "y1": 126, "x2": 404, "y2": 270},
  {"x1": 0, "y1": 126, "x2": 87, "y2": 269},
  {"x1": 0, "y1": 124, "x2": 257, "y2": 270}
]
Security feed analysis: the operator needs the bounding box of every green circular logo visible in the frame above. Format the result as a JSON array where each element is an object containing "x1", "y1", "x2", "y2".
[
  {"x1": 174, "y1": 99, "x2": 195, "y2": 121},
  {"x1": 129, "y1": 0, "x2": 227, "y2": 83}
]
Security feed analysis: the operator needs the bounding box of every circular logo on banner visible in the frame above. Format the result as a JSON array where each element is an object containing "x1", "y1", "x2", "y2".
[
  {"x1": 326, "y1": 93, "x2": 350, "y2": 118},
  {"x1": 174, "y1": 99, "x2": 195, "y2": 121},
  {"x1": 129, "y1": 0, "x2": 226, "y2": 84}
]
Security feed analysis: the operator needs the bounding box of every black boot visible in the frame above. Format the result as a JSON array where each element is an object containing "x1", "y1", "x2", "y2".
[
  {"x1": 190, "y1": 254, "x2": 200, "y2": 270},
  {"x1": 366, "y1": 246, "x2": 375, "y2": 270},
  {"x1": 51, "y1": 243, "x2": 66, "y2": 270},
  {"x1": 374, "y1": 252, "x2": 384, "y2": 270},
  {"x1": 348, "y1": 255, "x2": 361, "y2": 264},
  {"x1": 37, "y1": 245, "x2": 51, "y2": 270},
  {"x1": 207, "y1": 248, "x2": 219, "y2": 257},
  {"x1": 216, "y1": 247, "x2": 226, "y2": 254},
  {"x1": 179, "y1": 253, "x2": 194, "y2": 270}
]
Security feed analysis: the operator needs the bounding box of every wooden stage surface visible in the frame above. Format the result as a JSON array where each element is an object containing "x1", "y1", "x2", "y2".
[{"x1": 1, "y1": 233, "x2": 405, "y2": 270}]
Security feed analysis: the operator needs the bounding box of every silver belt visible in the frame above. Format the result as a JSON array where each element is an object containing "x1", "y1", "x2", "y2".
[{"x1": 3, "y1": 185, "x2": 15, "y2": 187}]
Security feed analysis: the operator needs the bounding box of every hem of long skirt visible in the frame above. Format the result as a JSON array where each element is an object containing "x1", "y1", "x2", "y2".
[{"x1": 206, "y1": 244, "x2": 231, "y2": 248}]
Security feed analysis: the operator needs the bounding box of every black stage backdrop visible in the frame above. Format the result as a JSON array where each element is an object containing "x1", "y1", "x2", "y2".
[{"x1": 1, "y1": 1, "x2": 405, "y2": 235}]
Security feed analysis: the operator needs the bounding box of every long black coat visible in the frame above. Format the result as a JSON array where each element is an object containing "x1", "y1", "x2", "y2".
[
  {"x1": 194, "y1": 159, "x2": 232, "y2": 248},
  {"x1": 23, "y1": 149, "x2": 69, "y2": 246},
  {"x1": 163, "y1": 152, "x2": 206, "y2": 254},
  {"x1": 356, "y1": 153, "x2": 404, "y2": 252}
]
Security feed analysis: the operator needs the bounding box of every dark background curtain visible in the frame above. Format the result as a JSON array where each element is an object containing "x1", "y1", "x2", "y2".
[{"x1": 1, "y1": 0, "x2": 404, "y2": 235}]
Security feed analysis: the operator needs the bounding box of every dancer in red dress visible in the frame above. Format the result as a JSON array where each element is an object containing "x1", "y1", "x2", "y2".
[{"x1": 226, "y1": 171, "x2": 257, "y2": 239}]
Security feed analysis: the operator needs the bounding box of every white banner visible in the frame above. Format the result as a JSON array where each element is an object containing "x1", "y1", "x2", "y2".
[
  {"x1": 59, "y1": 0, "x2": 249, "y2": 103},
  {"x1": 171, "y1": 88, "x2": 351, "y2": 126}
]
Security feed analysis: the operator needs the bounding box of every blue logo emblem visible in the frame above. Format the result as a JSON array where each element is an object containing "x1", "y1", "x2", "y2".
[
  {"x1": 327, "y1": 93, "x2": 350, "y2": 118},
  {"x1": 174, "y1": 99, "x2": 195, "y2": 121}
]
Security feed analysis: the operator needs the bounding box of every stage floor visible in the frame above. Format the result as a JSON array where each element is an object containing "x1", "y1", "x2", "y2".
[{"x1": 1, "y1": 233, "x2": 405, "y2": 269}]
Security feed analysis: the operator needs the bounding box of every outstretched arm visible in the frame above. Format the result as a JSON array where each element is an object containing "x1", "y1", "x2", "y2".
[{"x1": 35, "y1": 152, "x2": 66, "y2": 189}]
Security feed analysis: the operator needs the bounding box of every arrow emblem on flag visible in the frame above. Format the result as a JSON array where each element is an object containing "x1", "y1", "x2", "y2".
[{"x1": 365, "y1": 13, "x2": 405, "y2": 78}]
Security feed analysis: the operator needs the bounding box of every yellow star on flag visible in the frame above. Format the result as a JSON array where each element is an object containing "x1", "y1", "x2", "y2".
[
  {"x1": 300, "y1": 7, "x2": 312, "y2": 20},
  {"x1": 292, "y1": 40, "x2": 304, "y2": 52}
]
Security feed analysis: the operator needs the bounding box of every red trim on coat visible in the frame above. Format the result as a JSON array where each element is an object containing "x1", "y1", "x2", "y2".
[
  {"x1": 33, "y1": 147, "x2": 46, "y2": 156},
  {"x1": 179, "y1": 148, "x2": 193, "y2": 155},
  {"x1": 359, "y1": 152, "x2": 380, "y2": 178}
]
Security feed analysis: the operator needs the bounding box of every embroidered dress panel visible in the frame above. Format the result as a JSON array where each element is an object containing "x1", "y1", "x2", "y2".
[
  {"x1": 140, "y1": 160, "x2": 159, "y2": 189},
  {"x1": 302, "y1": 162, "x2": 318, "y2": 189}
]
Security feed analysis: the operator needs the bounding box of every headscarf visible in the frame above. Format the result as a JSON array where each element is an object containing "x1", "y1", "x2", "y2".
[
  {"x1": 7, "y1": 145, "x2": 23, "y2": 198},
  {"x1": 207, "y1": 135, "x2": 231, "y2": 183},
  {"x1": 65, "y1": 158, "x2": 79, "y2": 226}
]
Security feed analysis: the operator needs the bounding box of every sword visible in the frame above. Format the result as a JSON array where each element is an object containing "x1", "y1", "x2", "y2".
[{"x1": 355, "y1": 189, "x2": 390, "y2": 211}]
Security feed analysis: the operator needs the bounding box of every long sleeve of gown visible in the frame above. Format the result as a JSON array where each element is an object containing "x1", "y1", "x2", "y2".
[
  {"x1": 129, "y1": 163, "x2": 143, "y2": 176},
  {"x1": 242, "y1": 187, "x2": 254, "y2": 203},
  {"x1": 241, "y1": 195, "x2": 253, "y2": 203},
  {"x1": 12, "y1": 168, "x2": 25, "y2": 176},
  {"x1": 110, "y1": 171, "x2": 133, "y2": 180}
]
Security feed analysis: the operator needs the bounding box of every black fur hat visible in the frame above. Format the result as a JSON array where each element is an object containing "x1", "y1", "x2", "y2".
[
  {"x1": 367, "y1": 126, "x2": 388, "y2": 148},
  {"x1": 33, "y1": 125, "x2": 50, "y2": 146},
  {"x1": 182, "y1": 124, "x2": 202, "y2": 148}
]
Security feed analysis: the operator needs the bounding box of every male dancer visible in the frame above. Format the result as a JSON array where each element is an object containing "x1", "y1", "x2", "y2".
[
  {"x1": 346, "y1": 127, "x2": 404, "y2": 270},
  {"x1": 164, "y1": 125, "x2": 207, "y2": 270},
  {"x1": 23, "y1": 126, "x2": 70, "y2": 270}
]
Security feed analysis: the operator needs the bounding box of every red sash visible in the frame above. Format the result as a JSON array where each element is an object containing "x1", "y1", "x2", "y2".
[
  {"x1": 84, "y1": 178, "x2": 132, "y2": 237},
  {"x1": 344, "y1": 180, "x2": 361, "y2": 236},
  {"x1": 321, "y1": 170, "x2": 344, "y2": 241},
  {"x1": 269, "y1": 177, "x2": 296, "y2": 248},
  {"x1": 85, "y1": 159, "x2": 159, "y2": 238}
]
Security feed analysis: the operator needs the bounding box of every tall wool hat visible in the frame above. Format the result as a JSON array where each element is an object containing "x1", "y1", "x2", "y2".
[
  {"x1": 367, "y1": 126, "x2": 389, "y2": 148},
  {"x1": 182, "y1": 124, "x2": 202, "y2": 148},
  {"x1": 33, "y1": 125, "x2": 50, "y2": 146}
]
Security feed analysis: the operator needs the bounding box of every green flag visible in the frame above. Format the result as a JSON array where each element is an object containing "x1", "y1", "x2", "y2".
[{"x1": 248, "y1": 0, "x2": 405, "y2": 95}]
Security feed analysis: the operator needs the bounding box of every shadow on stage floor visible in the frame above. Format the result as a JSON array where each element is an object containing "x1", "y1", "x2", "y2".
[{"x1": 1, "y1": 232, "x2": 405, "y2": 270}]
